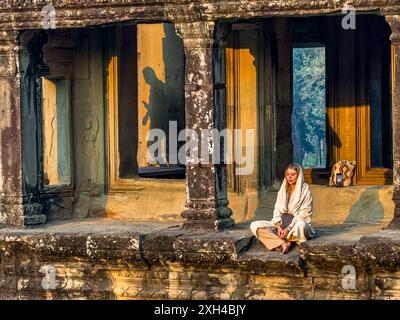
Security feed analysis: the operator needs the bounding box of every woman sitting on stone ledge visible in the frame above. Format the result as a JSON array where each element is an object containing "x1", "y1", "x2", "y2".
[{"x1": 250, "y1": 163, "x2": 315, "y2": 254}]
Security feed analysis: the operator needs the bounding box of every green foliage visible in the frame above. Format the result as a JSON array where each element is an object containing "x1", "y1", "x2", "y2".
[{"x1": 292, "y1": 47, "x2": 326, "y2": 168}]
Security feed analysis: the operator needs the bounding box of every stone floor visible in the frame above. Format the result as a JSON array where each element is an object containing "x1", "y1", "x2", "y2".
[
  {"x1": 0, "y1": 218, "x2": 181, "y2": 235},
  {"x1": 0, "y1": 219, "x2": 391, "y2": 267},
  {"x1": 0, "y1": 217, "x2": 393, "y2": 268}
]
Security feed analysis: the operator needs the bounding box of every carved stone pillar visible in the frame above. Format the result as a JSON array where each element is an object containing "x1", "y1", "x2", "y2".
[
  {"x1": 385, "y1": 15, "x2": 400, "y2": 228},
  {"x1": 0, "y1": 30, "x2": 46, "y2": 226},
  {"x1": 176, "y1": 21, "x2": 234, "y2": 230}
]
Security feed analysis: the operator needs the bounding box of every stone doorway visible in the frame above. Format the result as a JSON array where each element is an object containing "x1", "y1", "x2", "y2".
[{"x1": 225, "y1": 15, "x2": 394, "y2": 226}]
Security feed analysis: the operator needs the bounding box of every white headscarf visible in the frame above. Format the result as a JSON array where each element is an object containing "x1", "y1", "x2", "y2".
[
  {"x1": 272, "y1": 163, "x2": 313, "y2": 226},
  {"x1": 277, "y1": 163, "x2": 303, "y2": 213}
]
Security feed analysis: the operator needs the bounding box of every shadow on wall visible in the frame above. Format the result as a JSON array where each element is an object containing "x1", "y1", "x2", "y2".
[
  {"x1": 344, "y1": 186, "x2": 387, "y2": 224},
  {"x1": 141, "y1": 23, "x2": 185, "y2": 168},
  {"x1": 71, "y1": 24, "x2": 187, "y2": 221},
  {"x1": 142, "y1": 66, "x2": 169, "y2": 161}
]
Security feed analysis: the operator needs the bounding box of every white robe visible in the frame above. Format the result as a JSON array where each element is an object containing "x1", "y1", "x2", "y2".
[{"x1": 250, "y1": 164, "x2": 315, "y2": 243}]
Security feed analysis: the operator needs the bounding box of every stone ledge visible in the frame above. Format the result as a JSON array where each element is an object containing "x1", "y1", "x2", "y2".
[
  {"x1": 237, "y1": 242, "x2": 305, "y2": 277},
  {"x1": 299, "y1": 225, "x2": 400, "y2": 273},
  {"x1": 1, "y1": 219, "x2": 400, "y2": 299},
  {"x1": 1, "y1": 220, "x2": 398, "y2": 274},
  {"x1": 174, "y1": 226, "x2": 254, "y2": 264},
  {"x1": 356, "y1": 230, "x2": 400, "y2": 269},
  {"x1": 0, "y1": 220, "x2": 256, "y2": 269},
  {"x1": 0, "y1": 232, "x2": 145, "y2": 263},
  {"x1": 0, "y1": 219, "x2": 307, "y2": 280}
]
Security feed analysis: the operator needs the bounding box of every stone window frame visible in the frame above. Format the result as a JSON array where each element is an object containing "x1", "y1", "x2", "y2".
[
  {"x1": 30, "y1": 30, "x2": 76, "y2": 198},
  {"x1": 290, "y1": 17, "x2": 330, "y2": 183},
  {"x1": 225, "y1": 21, "x2": 277, "y2": 193},
  {"x1": 295, "y1": 15, "x2": 394, "y2": 185},
  {"x1": 37, "y1": 73, "x2": 75, "y2": 197},
  {"x1": 103, "y1": 24, "x2": 186, "y2": 194}
]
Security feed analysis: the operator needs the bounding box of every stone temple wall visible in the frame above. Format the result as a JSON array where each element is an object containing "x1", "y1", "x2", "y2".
[
  {"x1": 0, "y1": 0, "x2": 399, "y2": 229},
  {"x1": 0, "y1": 0, "x2": 399, "y2": 301},
  {"x1": 23, "y1": 23, "x2": 397, "y2": 225}
]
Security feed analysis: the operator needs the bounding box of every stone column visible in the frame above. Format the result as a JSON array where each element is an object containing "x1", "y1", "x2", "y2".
[
  {"x1": 176, "y1": 21, "x2": 234, "y2": 230},
  {"x1": 273, "y1": 18, "x2": 293, "y2": 180},
  {"x1": 0, "y1": 30, "x2": 46, "y2": 226},
  {"x1": 385, "y1": 16, "x2": 400, "y2": 228}
]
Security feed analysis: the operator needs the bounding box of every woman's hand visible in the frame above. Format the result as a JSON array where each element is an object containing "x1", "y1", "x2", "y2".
[
  {"x1": 277, "y1": 225, "x2": 284, "y2": 238},
  {"x1": 282, "y1": 228, "x2": 289, "y2": 239}
]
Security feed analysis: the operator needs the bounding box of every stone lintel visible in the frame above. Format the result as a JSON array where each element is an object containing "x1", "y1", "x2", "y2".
[{"x1": 0, "y1": 1, "x2": 399, "y2": 30}]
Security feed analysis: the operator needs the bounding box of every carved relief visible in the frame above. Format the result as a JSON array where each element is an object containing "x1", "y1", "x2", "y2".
[{"x1": 79, "y1": 110, "x2": 100, "y2": 196}]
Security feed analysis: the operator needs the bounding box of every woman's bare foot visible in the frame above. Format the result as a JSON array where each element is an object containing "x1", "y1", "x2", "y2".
[{"x1": 281, "y1": 241, "x2": 292, "y2": 254}]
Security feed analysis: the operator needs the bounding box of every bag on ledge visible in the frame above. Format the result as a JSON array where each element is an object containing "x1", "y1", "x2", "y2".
[{"x1": 329, "y1": 160, "x2": 356, "y2": 187}]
